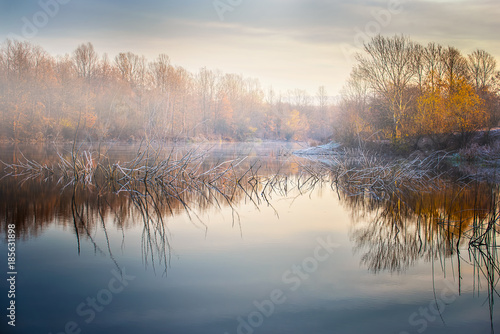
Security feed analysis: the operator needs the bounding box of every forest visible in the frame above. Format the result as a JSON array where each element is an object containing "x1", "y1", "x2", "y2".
[
  {"x1": 0, "y1": 35, "x2": 499, "y2": 148},
  {"x1": 337, "y1": 35, "x2": 500, "y2": 149},
  {"x1": 0, "y1": 39, "x2": 333, "y2": 143}
]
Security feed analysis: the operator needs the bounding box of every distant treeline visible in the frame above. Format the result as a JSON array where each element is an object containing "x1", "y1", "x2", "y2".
[
  {"x1": 3, "y1": 36, "x2": 498, "y2": 147},
  {"x1": 0, "y1": 39, "x2": 334, "y2": 142},
  {"x1": 336, "y1": 35, "x2": 500, "y2": 148}
]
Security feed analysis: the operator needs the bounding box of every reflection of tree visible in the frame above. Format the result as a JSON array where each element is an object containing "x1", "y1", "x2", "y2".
[
  {"x1": 0, "y1": 146, "x2": 300, "y2": 275},
  {"x1": 468, "y1": 227, "x2": 499, "y2": 333},
  {"x1": 297, "y1": 152, "x2": 500, "y2": 330},
  {"x1": 346, "y1": 182, "x2": 495, "y2": 273},
  {"x1": 3, "y1": 146, "x2": 499, "y2": 325},
  {"x1": 345, "y1": 179, "x2": 499, "y2": 331},
  {"x1": 0, "y1": 144, "x2": 294, "y2": 235}
]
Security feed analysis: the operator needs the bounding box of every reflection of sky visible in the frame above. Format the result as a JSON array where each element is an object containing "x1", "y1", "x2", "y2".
[
  {"x1": 0, "y1": 0, "x2": 498, "y2": 95},
  {"x1": 0, "y1": 184, "x2": 497, "y2": 334}
]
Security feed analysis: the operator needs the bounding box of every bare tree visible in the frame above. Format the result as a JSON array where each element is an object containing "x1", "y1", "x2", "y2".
[
  {"x1": 422, "y1": 42, "x2": 445, "y2": 90},
  {"x1": 150, "y1": 54, "x2": 170, "y2": 93},
  {"x1": 287, "y1": 89, "x2": 310, "y2": 111},
  {"x1": 441, "y1": 46, "x2": 468, "y2": 92},
  {"x1": 115, "y1": 52, "x2": 143, "y2": 84},
  {"x1": 197, "y1": 67, "x2": 220, "y2": 135},
  {"x1": 316, "y1": 86, "x2": 329, "y2": 111},
  {"x1": 73, "y1": 42, "x2": 98, "y2": 80},
  {"x1": 356, "y1": 35, "x2": 417, "y2": 139},
  {"x1": 4, "y1": 39, "x2": 34, "y2": 80},
  {"x1": 467, "y1": 49, "x2": 497, "y2": 91},
  {"x1": 412, "y1": 43, "x2": 426, "y2": 91}
]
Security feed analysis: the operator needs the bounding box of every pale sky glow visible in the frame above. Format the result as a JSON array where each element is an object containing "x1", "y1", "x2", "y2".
[{"x1": 1, "y1": 0, "x2": 499, "y2": 96}]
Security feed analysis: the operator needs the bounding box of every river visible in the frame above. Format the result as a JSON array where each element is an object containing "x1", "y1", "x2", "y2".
[{"x1": 0, "y1": 142, "x2": 498, "y2": 334}]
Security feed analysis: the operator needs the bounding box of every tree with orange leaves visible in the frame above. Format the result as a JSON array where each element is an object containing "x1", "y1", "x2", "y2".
[
  {"x1": 214, "y1": 93, "x2": 234, "y2": 137},
  {"x1": 447, "y1": 78, "x2": 488, "y2": 136}
]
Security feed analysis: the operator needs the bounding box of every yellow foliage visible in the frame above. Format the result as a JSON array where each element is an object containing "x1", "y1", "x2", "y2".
[
  {"x1": 284, "y1": 109, "x2": 309, "y2": 141},
  {"x1": 60, "y1": 118, "x2": 74, "y2": 129},
  {"x1": 446, "y1": 78, "x2": 488, "y2": 133},
  {"x1": 415, "y1": 76, "x2": 488, "y2": 135},
  {"x1": 83, "y1": 112, "x2": 97, "y2": 129},
  {"x1": 416, "y1": 83, "x2": 449, "y2": 135}
]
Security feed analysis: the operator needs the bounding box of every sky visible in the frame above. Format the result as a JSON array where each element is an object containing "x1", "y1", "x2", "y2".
[{"x1": 0, "y1": 0, "x2": 499, "y2": 96}]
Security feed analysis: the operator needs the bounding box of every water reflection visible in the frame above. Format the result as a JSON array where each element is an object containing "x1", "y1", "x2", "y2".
[
  {"x1": 301, "y1": 154, "x2": 499, "y2": 331},
  {"x1": 1, "y1": 146, "x2": 499, "y2": 278},
  {"x1": 346, "y1": 181, "x2": 494, "y2": 273},
  {"x1": 1, "y1": 144, "x2": 499, "y2": 333},
  {"x1": 0, "y1": 143, "x2": 301, "y2": 277},
  {"x1": 342, "y1": 178, "x2": 499, "y2": 331}
]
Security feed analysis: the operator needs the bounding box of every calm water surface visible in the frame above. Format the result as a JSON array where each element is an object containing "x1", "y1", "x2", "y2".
[{"x1": 0, "y1": 142, "x2": 498, "y2": 334}]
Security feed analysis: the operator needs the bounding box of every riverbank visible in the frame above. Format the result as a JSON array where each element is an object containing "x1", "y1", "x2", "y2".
[{"x1": 294, "y1": 130, "x2": 500, "y2": 183}]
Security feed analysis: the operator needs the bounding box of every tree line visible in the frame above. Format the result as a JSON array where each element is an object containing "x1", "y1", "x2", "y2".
[
  {"x1": 3, "y1": 36, "x2": 497, "y2": 147},
  {"x1": 336, "y1": 35, "x2": 500, "y2": 148},
  {"x1": 0, "y1": 39, "x2": 334, "y2": 142}
]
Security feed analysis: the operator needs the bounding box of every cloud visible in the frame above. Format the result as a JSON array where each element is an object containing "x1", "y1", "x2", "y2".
[{"x1": 0, "y1": 0, "x2": 498, "y2": 95}]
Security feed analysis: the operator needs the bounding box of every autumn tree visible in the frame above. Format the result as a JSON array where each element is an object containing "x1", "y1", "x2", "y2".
[
  {"x1": 336, "y1": 67, "x2": 372, "y2": 144},
  {"x1": 283, "y1": 109, "x2": 309, "y2": 141},
  {"x1": 196, "y1": 67, "x2": 219, "y2": 136},
  {"x1": 0, "y1": 38, "x2": 327, "y2": 142},
  {"x1": 335, "y1": 35, "x2": 500, "y2": 149},
  {"x1": 261, "y1": 87, "x2": 278, "y2": 139},
  {"x1": 74, "y1": 42, "x2": 98, "y2": 80},
  {"x1": 214, "y1": 93, "x2": 234, "y2": 137},
  {"x1": 415, "y1": 77, "x2": 449, "y2": 136},
  {"x1": 447, "y1": 78, "x2": 488, "y2": 139},
  {"x1": 150, "y1": 54, "x2": 170, "y2": 93}
]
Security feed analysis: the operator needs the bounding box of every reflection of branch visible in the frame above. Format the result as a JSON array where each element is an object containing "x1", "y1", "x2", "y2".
[
  {"x1": 467, "y1": 221, "x2": 500, "y2": 334},
  {"x1": 70, "y1": 185, "x2": 81, "y2": 255},
  {"x1": 69, "y1": 183, "x2": 123, "y2": 272},
  {"x1": 70, "y1": 183, "x2": 109, "y2": 256},
  {"x1": 97, "y1": 196, "x2": 121, "y2": 271},
  {"x1": 8, "y1": 144, "x2": 499, "y2": 293},
  {"x1": 132, "y1": 184, "x2": 172, "y2": 277},
  {"x1": 343, "y1": 173, "x2": 499, "y2": 331}
]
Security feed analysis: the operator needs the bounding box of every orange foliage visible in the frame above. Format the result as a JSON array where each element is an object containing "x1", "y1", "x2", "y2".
[
  {"x1": 415, "y1": 77, "x2": 488, "y2": 135},
  {"x1": 284, "y1": 109, "x2": 309, "y2": 141},
  {"x1": 447, "y1": 78, "x2": 488, "y2": 133}
]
